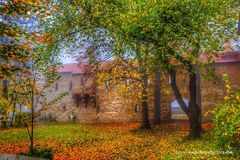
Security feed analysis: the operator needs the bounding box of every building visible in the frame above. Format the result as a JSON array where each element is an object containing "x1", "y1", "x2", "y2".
[{"x1": 44, "y1": 51, "x2": 240, "y2": 123}]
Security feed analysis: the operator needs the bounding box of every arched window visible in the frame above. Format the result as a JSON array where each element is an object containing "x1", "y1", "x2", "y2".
[
  {"x1": 171, "y1": 99, "x2": 189, "y2": 108},
  {"x1": 171, "y1": 99, "x2": 189, "y2": 120},
  {"x1": 168, "y1": 76, "x2": 171, "y2": 84},
  {"x1": 134, "y1": 104, "x2": 140, "y2": 113},
  {"x1": 148, "y1": 79, "x2": 151, "y2": 84}
]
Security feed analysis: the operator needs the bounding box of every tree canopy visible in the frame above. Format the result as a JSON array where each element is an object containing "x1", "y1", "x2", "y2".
[{"x1": 45, "y1": 0, "x2": 239, "y2": 136}]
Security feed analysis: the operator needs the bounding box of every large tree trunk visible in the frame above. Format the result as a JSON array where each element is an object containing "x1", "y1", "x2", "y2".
[
  {"x1": 188, "y1": 72, "x2": 201, "y2": 138},
  {"x1": 170, "y1": 69, "x2": 202, "y2": 138},
  {"x1": 137, "y1": 51, "x2": 151, "y2": 129},
  {"x1": 196, "y1": 66, "x2": 202, "y2": 130},
  {"x1": 154, "y1": 71, "x2": 161, "y2": 124}
]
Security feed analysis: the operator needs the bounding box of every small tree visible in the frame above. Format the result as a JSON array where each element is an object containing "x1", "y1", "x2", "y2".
[
  {"x1": 0, "y1": 0, "x2": 66, "y2": 148},
  {"x1": 15, "y1": 47, "x2": 67, "y2": 147},
  {"x1": 0, "y1": 0, "x2": 50, "y2": 127},
  {"x1": 213, "y1": 74, "x2": 240, "y2": 157}
]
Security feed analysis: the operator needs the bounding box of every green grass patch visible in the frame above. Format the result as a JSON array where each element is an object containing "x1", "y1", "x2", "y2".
[{"x1": 0, "y1": 122, "x2": 236, "y2": 159}]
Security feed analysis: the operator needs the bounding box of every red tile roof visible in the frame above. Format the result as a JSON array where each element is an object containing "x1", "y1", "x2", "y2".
[
  {"x1": 58, "y1": 63, "x2": 89, "y2": 74},
  {"x1": 212, "y1": 51, "x2": 240, "y2": 63},
  {"x1": 58, "y1": 51, "x2": 240, "y2": 73}
]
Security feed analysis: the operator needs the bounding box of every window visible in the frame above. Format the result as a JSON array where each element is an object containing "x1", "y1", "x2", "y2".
[
  {"x1": 134, "y1": 104, "x2": 140, "y2": 113},
  {"x1": 125, "y1": 79, "x2": 130, "y2": 86},
  {"x1": 81, "y1": 77, "x2": 84, "y2": 86},
  {"x1": 55, "y1": 83, "x2": 58, "y2": 91},
  {"x1": 106, "y1": 80, "x2": 110, "y2": 87},
  {"x1": 168, "y1": 76, "x2": 171, "y2": 84},
  {"x1": 171, "y1": 99, "x2": 189, "y2": 120},
  {"x1": 171, "y1": 99, "x2": 189, "y2": 108},
  {"x1": 69, "y1": 81, "x2": 73, "y2": 91},
  {"x1": 148, "y1": 79, "x2": 151, "y2": 85}
]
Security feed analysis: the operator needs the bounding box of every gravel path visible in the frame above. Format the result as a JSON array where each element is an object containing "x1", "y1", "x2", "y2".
[{"x1": 0, "y1": 154, "x2": 46, "y2": 160}]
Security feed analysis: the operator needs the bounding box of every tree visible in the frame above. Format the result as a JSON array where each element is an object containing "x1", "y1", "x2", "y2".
[
  {"x1": 134, "y1": 0, "x2": 239, "y2": 137},
  {"x1": 116, "y1": 0, "x2": 238, "y2": 137},
  {"x1": 0, "y1": 0, "x2": 66, "y2": 148},
  {"x1": 0, "y1": 0, "x2": 48, "y2": 127},
  {"x1": 44, "y1": 0, "x2": 155, "y2": 129},
  {"x1": 81, "y1": 0, "x2": 238, "y2": 136},
  {"x1": 17, "y1": 52, "x2": 66, "y2": 147},
  {"x1": 45, "y1": 0, "x2": 239, "y2": 133}
]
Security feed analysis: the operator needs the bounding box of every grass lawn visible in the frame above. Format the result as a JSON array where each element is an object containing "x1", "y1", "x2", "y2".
[{"x1": 0, "y1": 122, "x2": 235, "y2": 160}]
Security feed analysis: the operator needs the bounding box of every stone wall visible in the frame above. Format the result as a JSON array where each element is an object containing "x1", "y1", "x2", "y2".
[
  {"x1": 44, "y1": 62, "x2": 240, "y2": 123},
  {"x1": 165, "y1": 62, "x2": 240, "y2": 121},
  {"x1": 200, "y1": 63, "x2": 240, "y2": 120}
]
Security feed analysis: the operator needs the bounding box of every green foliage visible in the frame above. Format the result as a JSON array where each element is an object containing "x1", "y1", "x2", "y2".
[
  {"x1": 213, "y1": 74, "x2": 240, "y2": 157},
  {"x1": 28, "y1": 145, "x2": 53, "y2": 160}
]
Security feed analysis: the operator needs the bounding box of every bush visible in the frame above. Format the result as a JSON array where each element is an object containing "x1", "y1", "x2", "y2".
[
  {"x1": 213, "y1": 74, "x2": 240, "y2": 157},
  {"x1": 28, "y1": 145, "x2": 53, "y2": 160},
  {"x1": 14, "y1": 113, "x2": 32, "y2": 127},
  {"x1": 38, "y1": 114, "x2": 57, "y2": 122}
]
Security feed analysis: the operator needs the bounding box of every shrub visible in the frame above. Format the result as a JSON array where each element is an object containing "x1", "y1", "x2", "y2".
[
  {"x1": 213, "y1": 74, "x2": 240, "y2": 157},
  {"x1": 28, "y1": 145, "x2": 53, "y2": 160},
  {"x1": 14, "y1": 113, "x2": 32, "y2": 127}
]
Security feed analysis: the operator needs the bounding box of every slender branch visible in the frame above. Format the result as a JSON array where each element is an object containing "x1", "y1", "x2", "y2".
[{"x1": 23, "y1": 120, "x2": 32, "y2": 141}]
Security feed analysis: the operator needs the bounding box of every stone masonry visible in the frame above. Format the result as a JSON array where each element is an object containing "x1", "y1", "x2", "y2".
[{"x1": 44, "y1": 52, "x2": 240, "y2": 123}]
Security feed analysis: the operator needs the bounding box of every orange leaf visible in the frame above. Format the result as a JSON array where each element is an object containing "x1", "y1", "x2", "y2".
[
  {"x1": 36, "y1": 0, "x2": 40, "y2": 5},
  {"x1": 53, "y1": 5, "x2": 59, "y2": 10},
  {"x1": 24, "y1": 14, "x2": 30, "y2": 18},
  {"x1": 27, "y1": 1, "x2": 33, "y2": 5}
]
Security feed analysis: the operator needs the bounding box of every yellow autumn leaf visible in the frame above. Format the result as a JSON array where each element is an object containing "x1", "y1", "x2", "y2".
[{"x1": 3, "y1": 33, "x2": 7, "y2": 37}]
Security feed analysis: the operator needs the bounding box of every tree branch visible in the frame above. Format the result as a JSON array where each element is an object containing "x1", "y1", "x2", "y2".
[{"x1": 170, "y1": 69, "x2": 190, "y2": 117}]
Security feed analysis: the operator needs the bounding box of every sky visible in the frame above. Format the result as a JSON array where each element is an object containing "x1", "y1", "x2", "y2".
[
  {"x1": 61, "y1": 56, "x2": 77, "y2": 64},
  {"x1": 60, "y1": 50, "x2": 78, "y2": 64}
]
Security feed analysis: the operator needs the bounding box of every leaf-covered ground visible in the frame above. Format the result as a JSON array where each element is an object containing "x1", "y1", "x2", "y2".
[{"x1": 0, "y1": 122, "x2": 235, "y2": 160}]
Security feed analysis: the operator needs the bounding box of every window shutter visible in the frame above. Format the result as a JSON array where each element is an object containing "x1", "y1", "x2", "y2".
[{"x1": 70, "y1": 81, "x2": 72, "y2": 90}]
